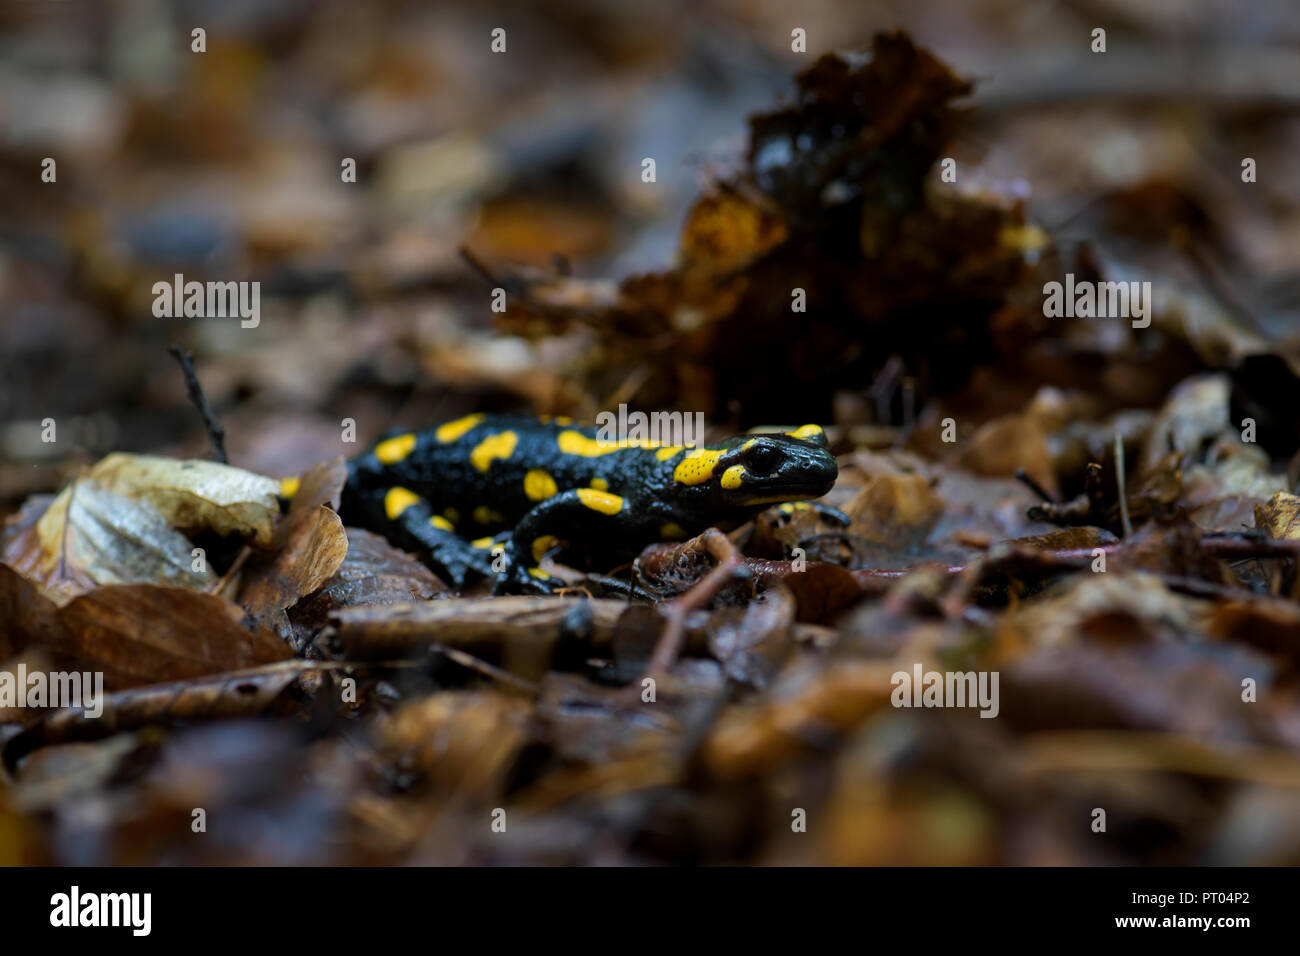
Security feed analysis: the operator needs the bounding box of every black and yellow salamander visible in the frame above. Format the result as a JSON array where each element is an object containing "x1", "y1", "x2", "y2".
[{"x1": 287, "y1": 414, "x2": 838, "y2": 593}]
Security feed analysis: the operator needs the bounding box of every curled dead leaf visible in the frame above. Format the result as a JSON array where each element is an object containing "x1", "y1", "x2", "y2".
[
  {"x1": 1256, "y1": 492, "x2": 1300, "y2": 541},
  {"x1": 239, "y1": 460, "x2": 350, "y2": 621},
  {"x1": 0, "y1": 565, "x2": 290, "y2": 690},
  {"x1": 86, "y1": 453, "x2": 280, "y2": 547},
  {"x1": 6, "y1": 480, "x2": 214, "y2": 605}
]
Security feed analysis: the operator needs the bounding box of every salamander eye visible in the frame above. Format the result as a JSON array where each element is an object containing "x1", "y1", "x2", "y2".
[{"x1": 742, "y1": 443, "x2": 780, "y2": 476}]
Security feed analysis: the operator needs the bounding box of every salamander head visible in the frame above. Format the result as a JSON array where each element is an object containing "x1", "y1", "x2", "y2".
[{"x1": 669, "y1": 425, "x2": 837, "y2": 517}]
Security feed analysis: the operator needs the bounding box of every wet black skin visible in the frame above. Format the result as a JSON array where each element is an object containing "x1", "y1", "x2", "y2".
[{"x1": 338, "y1": 415, "x2": 839, "y2": 593}]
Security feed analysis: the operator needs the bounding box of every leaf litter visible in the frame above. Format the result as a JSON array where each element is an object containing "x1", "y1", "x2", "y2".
[{"x1": 5, "y1": 21, "x2": 1300, "y2": 865}]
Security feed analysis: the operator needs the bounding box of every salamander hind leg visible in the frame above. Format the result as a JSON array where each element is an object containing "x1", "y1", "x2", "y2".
[{"x1": 372, "y1": 486, "x2": 498, "y2": 589}]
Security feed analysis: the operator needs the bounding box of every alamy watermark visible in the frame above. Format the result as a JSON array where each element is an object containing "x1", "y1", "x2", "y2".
[
  {"x1": 152, "y1": 273, "x2": 260, "y2": 328},
  {"x1": 0, "y1": 665, "x2": 104, "y2": 718},
  {"x1": 594, "y1": 403, "x2": 705, "y2": 447},
  {"x1": 891, "y1": 663, "x2": 999, "y2": 718},
  {"x1": 1043, "y1": 273, "x2": 1151, "y2": 328},
  {"x1": 50, "y1": 886, "x2": 151, "y2": 936}
]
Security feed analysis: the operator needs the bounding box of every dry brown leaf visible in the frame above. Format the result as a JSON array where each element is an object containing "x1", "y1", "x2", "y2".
[
  {"x1": 844, "y1": 473, "x2": 944, "y2": 549},
  {"x1": 703, "y1": 660, "x2": 897, "y2": 780},
  {"x1": 289, "y1": 527, "x2": 447, "y2": 635},
  {"x1": 1138, "y1": 373, "x2": 1231, "y2": 475},
  {"x1": 240, "y1": 459, "x2": 349, "y2": 619},
  {"x1": 380, "y1": 691, "x2": 530, "y2": 800},
  {"x1": 85, "y1": 453, "x2": 280, "y2": 547},
  {"x1": 1256, "y1": 492, "x2": 1300, "y2": 540},
  {"x1": 959, "y1": 413, "x2": 1057, "y2": 499},
  {"x1": 4, "y1": 480, "x2": 214, "y2": 605},
  {"x1": 677, "y1": 189, "x2": 788, "y2": 278},
  {"x1": 3, "y1": 661, "x2": 325, "y2": 765},
  {"x1": 1, "y1": 453, "x2": 286, "y2": 608},
  {"x1": 0, "y1": 565, "x2": 290, "y2": 689}
]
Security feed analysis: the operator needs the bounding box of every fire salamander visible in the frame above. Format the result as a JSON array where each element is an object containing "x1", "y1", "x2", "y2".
[{"x1": 286, "y1": 414, "x2": 838, "y2": 593}]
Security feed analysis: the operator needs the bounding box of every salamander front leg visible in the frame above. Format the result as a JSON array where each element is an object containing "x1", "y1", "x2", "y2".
[{"x1": 491, "y1": 488, "x2": 634, "y2": 595}]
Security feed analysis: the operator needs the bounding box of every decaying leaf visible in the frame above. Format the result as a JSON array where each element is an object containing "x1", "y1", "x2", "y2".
[
  {"x1": 289, "y1": 527, "x2": 448, "y2": 632},
  {"x1": 3, "y1": 660, "x2": 324, "y2": 768},
  {"x1": 81, "y1": 454, "x2": 281, "y2": 547},
  {"x1": 703, "y1": 660, "x2": 898, "y2": 780},
  {"x1": 959, "y1": 412, "x2": 1058, "y2": 499},
  {"x1": 1, "y1": 452, "x2": 289, "y2": 608},
  {"x1": 0, "y1": 564, "x2": 290, "y2": 690},
  {"x1": 8, "y1": 16, "x2": 1300, "y2": 869},
  {"x1": 239, "y1": 459, "x2": 349, "y2": 621},
  {"x1": 379, "y1": 691, "x2": 531, "y2": 800},
  {"x1": 1256, "y1": 492, "x2": 1300, "y2": 541},
  {"x1": 3, "y1": 480, "x2": 214, "y2": 605},
  {"x1": 843, "y1": 472, "x2": 945, "y2": 564}
]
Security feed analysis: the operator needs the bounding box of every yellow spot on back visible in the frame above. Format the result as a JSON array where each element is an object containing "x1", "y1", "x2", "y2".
[
  {"x1": 525, "y1": 469, "x2": 558, "y2": 501},
  {"x1": 471, "y1": 536, "x2": 496, "y2": 549},
  {"x1": 430, "y1": 515, "x2": 454, "y2": 531},
  {"x1": 435, "y1": 413, "x2": 485, "y2": 443},
  {"x1": 473, "y1": 505, "x2": 504, "y2": 525},
  {"x1": 279, "y1": 476, "x2": 300, "y2": 498},
  {"x1": 673, "y1": 448, "x2": 726, "y2": 485},
  {"x1": 374, "y1": 432, "x2": 417, "y2": 464},
  {"x1": 589, "y1": 477, "x2": 608, "y2": 491},
  {"x1": 532, "y1": 534, "x2": 558, "y2": 562},
  {"x1": 528, "y1": 567, "x2": 551, "y2": 580},
  {"x1": 788, "y1": 424, "x2": 823, "y2": 441},
  {"x1": 576, "y1": 488, "x2": 624, "y2": 515},
  {"x1": 384, "y1": 486, "x2": 421, "y2": 520},
  {"x1": 720, "y1": 465, "x2": 746, "y2": 489},
  {"x1": 660, "y1": 521, "x2": 686, "y2": 539},
  {"x1": 655, "y1": 446, "x2": 685, "y2": 461},
  {"x1": 469, "y1": 431, "x2": 517, "y2": 472},
  {"x1": 557, "y1": 430, "x2": 625, "y2": 457}
]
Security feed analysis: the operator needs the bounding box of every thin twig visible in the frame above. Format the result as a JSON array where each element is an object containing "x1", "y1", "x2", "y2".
[
  {"x1": 436, "y1": 645, "x2": 539, "y2": 696},
  {"x1": 1015, "y1": 467, "x2": 1057, "y2": 503},
  {"x1": 1115, "y1": 431, "x2": 1132, "y2": 539},
  {"x1": 167, "y1": 346, "x2": 227, "y2": 463},
  {"x1": 458, "y1": 245, "x2": 506, "y2": 289},
  {"x1": 632, "y1": 530, "x2": 745, "y2": 699}
]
